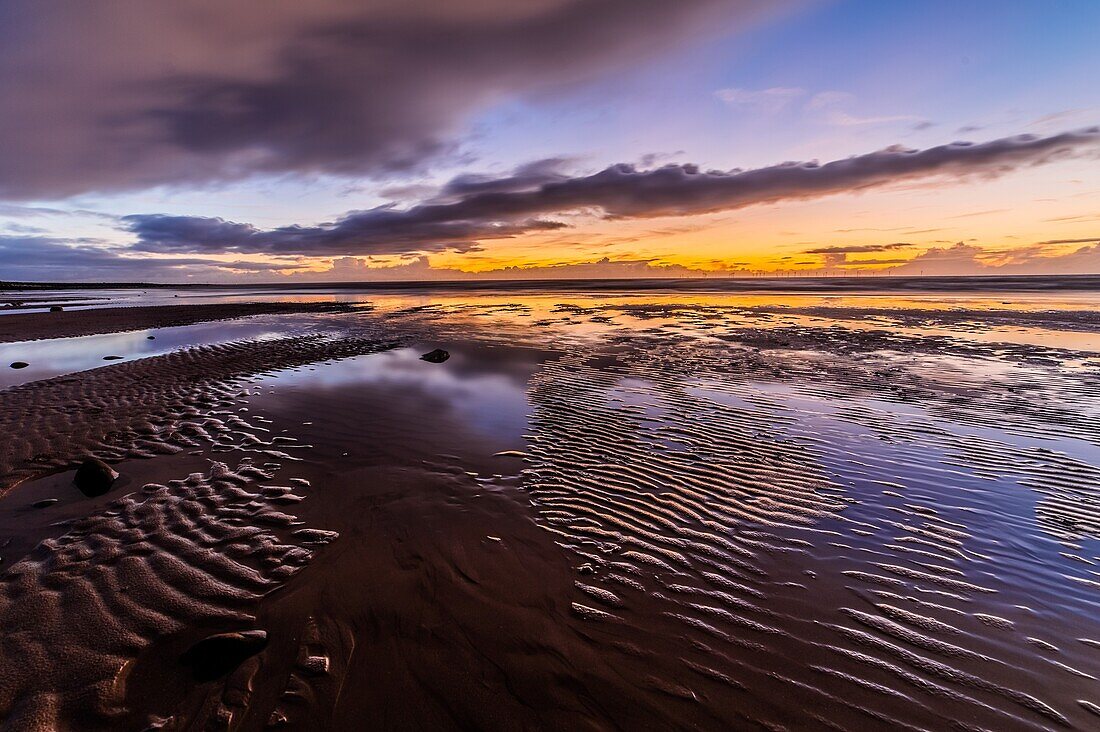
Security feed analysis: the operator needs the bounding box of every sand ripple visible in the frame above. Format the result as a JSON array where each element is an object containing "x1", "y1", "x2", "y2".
[
  {"x1": 425, "y1": 300, "x2": 1100, "y2": 730},
  {"x1": 0, "y1": 335, "x2": 395, "y2": 493},
  {"x1": 0, "y1": 460, "x2": 332, "y2": 730},
  {"x1": 3, "y1": 297, "x2": 1100, "y2": 729}
]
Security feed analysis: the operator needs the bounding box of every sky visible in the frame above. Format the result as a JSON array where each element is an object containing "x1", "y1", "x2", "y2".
[{"x1": 1, "y1": 0, "x2": 1099, "y2": 283}]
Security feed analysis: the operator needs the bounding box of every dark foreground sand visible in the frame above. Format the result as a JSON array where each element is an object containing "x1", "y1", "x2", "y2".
[
  {"x1": 1, "y1": 293, "x2": 1099, "y2": 730},
  {"x1": 0, "y1": 302, "x2": 358, "y2": 344}
]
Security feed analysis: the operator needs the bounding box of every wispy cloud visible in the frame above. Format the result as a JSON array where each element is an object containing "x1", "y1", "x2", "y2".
[
  {"x1": 804, "y1": 90, "x2": 924, "y2": 128},
  {"x1": 824, "y1": 110, "x2": 923, "y2": 127},
  {"x1": 805, "y1": 91, "x2": 854, "y2": 110},
  {"x1": 714, "y1": 86, "x2": 805, "y2": 113},
  {"x1": 804, "y1": 243, "x2": 912, "y2": 254},
  {"x1": 805, "y1": 242, "x2": 912, "y2": 267},
  {"x1": 1037, "y1": 236, "x2": 1100, "y2": 245}
]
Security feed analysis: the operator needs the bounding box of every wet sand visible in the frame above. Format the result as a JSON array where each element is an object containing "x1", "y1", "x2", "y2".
[
  {"x1": 1, "y1": 288, "x2": 1099, "y2": 730},
  {"x1": 0, "y1": 302, "x2": 358, "y2": 343}
]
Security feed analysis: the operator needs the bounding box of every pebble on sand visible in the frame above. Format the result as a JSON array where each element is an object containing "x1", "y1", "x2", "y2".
[
  {"x1": 49, "y1": 305, "x2": 63, "y2": 312},
  {"x1": 180, "y1": 630, "x2": 269, "y2": 681},
  {"x1": 73, "y1": 458, "x2": 119, "y2": 497},
  {"x1": 9, "y1": 362, "x2": 28, "y2": 369},
  {"x1": 103, "y1": 355, "x2": 123, "y2": 360},
  {"x1": 420, "y1": 348, "x2": 450, "y2": 363}
]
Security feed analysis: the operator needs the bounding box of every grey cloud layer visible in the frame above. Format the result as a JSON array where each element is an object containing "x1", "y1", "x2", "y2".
[
  {"x1": 0, "y1": 0, "x2": 773, "y2": 199},
  {"x1": 0, "y1": 236, "x2": 302, "y2": 282},
  {"x1": 125, "y1": 129, "x2": 1100, "y2": 256},
  {"x1": 124, "y1": 213, "x2": 567, "y2": 256}
]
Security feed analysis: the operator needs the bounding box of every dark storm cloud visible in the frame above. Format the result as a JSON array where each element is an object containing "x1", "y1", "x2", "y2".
[
  {"x1": 0, "y1": 0, "x2": 778, "y2": 199},
  {"x1": 435, "y1": 158, "x2": 574, "y2": 200},
  {"x1": 121, "y1": 216, "x2": 257, "y2": 252},
  {"x1": 123, "y1": 212, "x2": 567, "y2": 256},
  {"x1": 493, "y1": 128, "x2": 1099, "y2": 220},
  {"x1": 123, "y1": 128, "x2": 1100, "y2": 256}
]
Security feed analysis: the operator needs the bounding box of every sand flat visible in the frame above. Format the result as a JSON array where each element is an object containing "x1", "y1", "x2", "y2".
[
  {"x1": 0, "y1": 302, "x2": 358, "y2": 343},
  {"x1": 0, "y1": 286, "x2": 1099, "y2": 730}
]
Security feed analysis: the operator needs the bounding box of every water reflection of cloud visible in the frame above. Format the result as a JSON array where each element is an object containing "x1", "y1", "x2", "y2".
[
  {"x1": 0, "y1": 319, "x2": 292, "y2": 388},
  {"x1": 271, "y1": 347, "x2": 537, "y2": 446}
]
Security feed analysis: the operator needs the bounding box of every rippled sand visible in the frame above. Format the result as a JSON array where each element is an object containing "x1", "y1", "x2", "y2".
[{"x1": 0, "y1": 289, "x2": 1098, "y2": 730}]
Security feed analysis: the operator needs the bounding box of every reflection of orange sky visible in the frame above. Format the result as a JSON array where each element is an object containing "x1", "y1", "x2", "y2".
[
  {"x1": 353, "y1": 292, "x2": 1100, "y2": 352},
  {"x1": 148, "y1": 286, "x2": 1100, "y2": 349},
  {"x1": 359, "y1": 292, "x2": 1100, "y2": 313}
]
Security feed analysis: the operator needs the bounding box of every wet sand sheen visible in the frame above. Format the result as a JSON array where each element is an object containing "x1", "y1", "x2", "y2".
[
  {"x1": 0, "y1": 291, "x2": 1099, "y2": 729},
  {"x1": 0, "y1": 301, "x2": 359, "y2": 344}
]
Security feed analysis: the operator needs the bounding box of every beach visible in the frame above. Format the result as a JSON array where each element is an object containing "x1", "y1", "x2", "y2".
[{"x1": 1, "y1": 281, "x2": 1099, "y2": 730}]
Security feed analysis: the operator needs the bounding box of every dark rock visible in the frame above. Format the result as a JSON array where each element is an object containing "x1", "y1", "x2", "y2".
[
  {"x1": 74, "y1": 458, "x2": 119, "y2": 497},
  {"x1": 32, "y1": 498, "x2": 58, "y2": 508},
  {"x1": 180, "y1": 630, "x2": 268, "y2": 681},
  {"x1": 147, "y1": 335, "x2": 156, "y2": 340},
  {"x1": 420, "y1": 348, "x2": 450, "y2": 363},
  {"x1": 9, "y1": 362, "x2": 28, "y2": 369},
  {"x1": 49, "y1": 305, "x2": 63, "y2": 312},
  {"x1": 103, "y1": 355, "x2": 123, "y2": 360}
]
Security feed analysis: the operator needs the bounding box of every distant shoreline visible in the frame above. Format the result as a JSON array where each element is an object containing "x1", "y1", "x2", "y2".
[{"x1": 2, "y1": 273, "x2": 1100, "y2": 293}]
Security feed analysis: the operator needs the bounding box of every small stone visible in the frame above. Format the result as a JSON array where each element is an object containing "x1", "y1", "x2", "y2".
[
  {"x1": 9, "y1": 362, "x2": 28, "y2": 369},
  {"x1": 420, "y1": 348, "x2": 450, "y2": 363},
  {"x1": 147, "y1": 335, "x2": 156, "y2": 340},
  {"x1": 180, "y1": 630, "x2": 268, "y2": 681},
  {"x1": 32, "y1": 498, "x2": 58, "y2": 508},
  {"x1": 49, "y1": 305, "x2": 63, "y2": 312},
  {"x1": 103, "y1": 355, "x2": 123, "y2": 360},
  {"x1": 297, "y1": 655, "x2": 330, "y2": 676},
  {"x1": 74, "y1": 458, "x2": 119, "y2": 497},
  {"x1": 290, "y1": 528, "x2": 338, "y2": 546},
  {"x1": 578, "y1": 563, "x2": 596, "y2": 575}
]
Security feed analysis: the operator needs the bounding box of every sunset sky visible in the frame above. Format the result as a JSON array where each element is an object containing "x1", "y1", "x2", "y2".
[{"x1": 1, "y1": 0, "x2": 1099, "y2": 282}]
